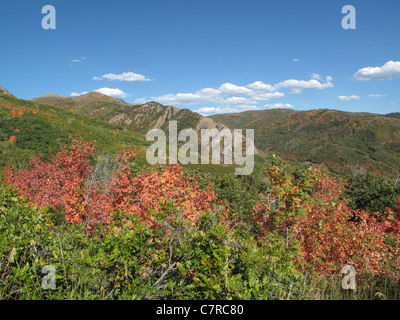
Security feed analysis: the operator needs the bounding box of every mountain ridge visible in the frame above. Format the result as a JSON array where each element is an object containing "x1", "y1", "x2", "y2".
[
  {"x1": 1, "y1": 88, "x2": 242, "y2": 177},
  {"x1": 31, "y1": 92, "x2": 224, "y2": 133},
  {"x1": 210, "y1": 108, "x2": 400, "y2": 176},
  {"x1": 31, "y1": 92, "x2": 257, "y2": 156},
  {"x1": 0, "y1": 86, "x2": 16, "y2": 98},
  {"x1": 3, "y1": 86, "x2": 399, "y2": 176}
]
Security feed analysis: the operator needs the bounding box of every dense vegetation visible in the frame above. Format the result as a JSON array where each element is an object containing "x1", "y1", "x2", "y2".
[
  {"x1": 1, "y1": 137, "x2": 399, "y2": 300},
  {"x1": 210, "y1": 108, "x2": 400, "y2": 176},
  {"x1": 1, "y1": 90, "x2": 400, "y2": 300},
  {"x1": 0, "y1": 93, "x2": 154, "y2": 176}
]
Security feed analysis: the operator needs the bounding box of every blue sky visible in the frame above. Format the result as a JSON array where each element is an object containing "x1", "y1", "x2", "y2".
[{"x1": 0, "y1": 0, "x2": 399, "y2": 116}]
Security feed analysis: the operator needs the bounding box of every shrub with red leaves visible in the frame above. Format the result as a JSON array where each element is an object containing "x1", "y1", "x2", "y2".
[
  {"x1": 3, "y1": 139, "x2": 220, "y2": 232},
  {"x1": 251, "y1": 165, "x2": 400, "y2": 279}
]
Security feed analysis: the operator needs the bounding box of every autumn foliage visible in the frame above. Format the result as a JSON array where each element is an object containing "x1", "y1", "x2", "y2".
[
  {"x1": 3, "y1": 139, "x2": 218, "y2": 231},
  {"x1": 109, "y1": 155, "x2": 217, "y2": 230},
  {"x1": 397, "y1": 197, "x2": 400, "y2": 215},
  {"x1": 3, "y1": 139, "x2": 400, "y2": 282},
  {"x1": 8, "y1": 135, "x2": 16, "y2": 145},
  {"x1": 251, "y1": 165, "x2": 400, "y2": 279},
  {"x1": 4, "y1": 139, "x2": 96, "y2": 224}
]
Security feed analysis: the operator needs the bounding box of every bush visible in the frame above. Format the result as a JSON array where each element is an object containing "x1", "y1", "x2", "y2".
[
  {"x1": 251, "y1": 162, "x2": 400, "y2": 279},
  {"x1": 345, "y1": 170, "x2": 400, "y2": 215}
]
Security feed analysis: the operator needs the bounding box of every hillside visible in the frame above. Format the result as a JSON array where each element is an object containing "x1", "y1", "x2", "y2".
[
  {"x1": 0, "y1": 86, "x2": 16, "y2": 99},
  {"x1": 210, "y1": 108, "x2": 400, "y2": 176},
  {"x1": 32, "y1": 93, "x2": 227, "y2": 135},
  {"x1": 31, "y1": 92, "x2": 259, "y2": 164},
  {"x1": 1, "y1": 90, "x2": 243, "y2": 176},
  {"x1": 15, "y1": 89, "x2": 400, "y2": 177},
  {"x1": 386, "y1": 112, "x2": 400, "y2": 118},
  {"x1": 0, "y1": 92, "x2": 151, "y2": 173}
]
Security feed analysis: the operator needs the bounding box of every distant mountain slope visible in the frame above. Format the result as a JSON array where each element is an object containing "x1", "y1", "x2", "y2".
[
  {"x1": 210, "y1": 108, "x2": 400, "y2": 176},
  {"x1": 386, "y1": 112, "x2": 400, "y2": 118},
  {"x1": 30, "y1": 92, "x2": 260, "y2": 177},
  {"x1": 0, "y1": 92, "x2": 150, "y2": 173},
  {"x1": 31, "y1": 93, "x2": 258, "y2": 157},
  {"x1": 0, "y1": 86, "x2": 16, "y2": 99},
  {"x1": 32, "y1": 93, "x2": 228, "y2": 134},
  {"x1": 0, "y1": 89, "x2": 252, "y2": 176},
  {"x1": 32, "y1": 92, "x2": 129, "y2": 110}
]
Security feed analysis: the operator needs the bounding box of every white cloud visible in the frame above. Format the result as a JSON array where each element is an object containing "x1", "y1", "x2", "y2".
[
  {"x1": 197, "y1": 88, "x2": 222, "y2": 100},
  {"x1": 337, "y1": 95, "x2": 360, "y2": 101},
  {"x1": 368, "y1": 94, "x2": 387, "y2": 98},
  {"x1": 275, "y1": 76, "x2": 333, "y2": 93},
  {"x1": 70, "y1": 92, "x2": 88, "y2": 97},
  {"x1": 153, "y1": 81, "x2": 285, "y2": 106},
  {"x1": 153, "y1": 85, "x2": 233, "y2": 106},
  {"x1": 218, "y1": 83, "x2": 252, "y2": 96},
  {"x1": 152, "y1": 75, "x2": 330, "y2": 110},
  {"x1": 196, "y1": 105, "x2": 260, "y2": 116},
  {"x1": 94, "y1": 88, "x2": 129, "y2": 98},
  {"x1": 264, "y1": 103, "x2": 294, "y2": 109},
  {"x1": 247, "y1": 81, "x2": 275, "y2": 92},
  {"x1": 154, "y1": 93, "x2": 196, "y2": 105},
  {"x1": 134, "y1": 97, "x2": 147, "y2": 104},
  {"x1": 154, "y1": 87, "x2": 223, "y2": 105},
  {"x1": 225, "y1": 97, "x2": 257, "y2": 105},
  {"x1": 246, "y1": 81, "x2": 284, "y2": 100},
  {"x1": 293, "y1": 58, "x2": 299, "y2": 62},
  {"x1": 71, "y1": 57, "x2": 86, "y2": 63},
  {"x1": 70, "y1": 88, "x2": 129, "y2": 98},
  {"x1": 94, "y1": 72, "x2": 151, "y2": 82},
  {"x1": 311, "y1": 73, "x2": 322, "y2": 80},
  {"x1": 353, "y1": 60, "x2": 400, "y2": 81},
  {"x1": 251, "y1": 91, "x2": 284, "y2": 101}
]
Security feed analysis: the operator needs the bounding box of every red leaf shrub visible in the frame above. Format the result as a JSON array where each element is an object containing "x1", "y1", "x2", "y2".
[
  {"x1": 3, "y1": 139, "x2": 219, "y2": 232},
  {"x1": 252, "y1": 165, "x2": 400, "y2": 279},
  {"x1": 109, "y1": 159, "x2": 217, "y2": 230}
]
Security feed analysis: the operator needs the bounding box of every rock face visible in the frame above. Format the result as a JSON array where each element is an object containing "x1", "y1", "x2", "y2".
[
  {"x1": 196, "y1": 117, "x2": 223, "y2": 131},
  {"x1": 124, "y1": 102, "x2": 181, "y2": 130}
]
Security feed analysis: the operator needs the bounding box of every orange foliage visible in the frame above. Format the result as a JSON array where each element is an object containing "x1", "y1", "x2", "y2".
[
  {"x1": 4, "y1": 139, "x2": 221, "y2": 233},
  {"x1": 252, "y1": 165, "x2": 400, "y2": 279},
  {"x1": 9, "y1": 135, "x2": 16, "y2": 145}
]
